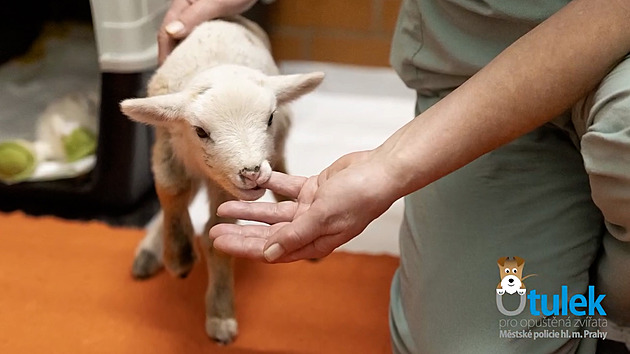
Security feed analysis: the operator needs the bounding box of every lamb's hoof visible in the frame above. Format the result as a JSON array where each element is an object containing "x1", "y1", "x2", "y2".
[
  {"x1": 517, "y1": 289, "x2": 526, "y2": 295},
  {"x1": 496, "y1": 289, "x2": 505, "y2": 295},
  {"x1": 164, "y1": 247, "x2": 196, "y2": 279},
  {"x1": 206, "y1": 317, "x2": 238, "y2": 344},
  {"x1": 131, "y1": 250, "x2": 163, "y2": 279},
  {"x1": 164, "y1": 259, "x2": 194, "y2": 278}
]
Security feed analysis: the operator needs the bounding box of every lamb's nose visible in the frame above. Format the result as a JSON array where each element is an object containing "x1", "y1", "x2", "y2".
[
  {"x1": 508, "y1": 278, "x2": 514, "y2": 283},
  {"x1": 239, "y1": 165, "x2": 261, "y2": 181}
]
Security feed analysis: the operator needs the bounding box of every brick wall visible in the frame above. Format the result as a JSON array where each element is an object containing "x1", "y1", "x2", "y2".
[{"x1": 267, "y1": 0, "x2": 402, "y2": 67}]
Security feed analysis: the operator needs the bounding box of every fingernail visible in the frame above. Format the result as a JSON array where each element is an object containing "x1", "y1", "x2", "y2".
[
  {"x1": 165, "y1": 21, "x2": 185, "y2": 35},
  {"x1": 263, "y1": 243, "x2": 285, "y2": 262}
]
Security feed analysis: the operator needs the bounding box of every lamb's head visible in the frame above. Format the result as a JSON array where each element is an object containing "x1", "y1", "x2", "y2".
[{"x1": 121, "y1": 65, "x2": 324, "y2": 200}]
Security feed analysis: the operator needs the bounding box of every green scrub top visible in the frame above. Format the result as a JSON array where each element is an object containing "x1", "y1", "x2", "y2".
[{"x1": 391, "y1": 0, "x2": 570, "y2": 97}]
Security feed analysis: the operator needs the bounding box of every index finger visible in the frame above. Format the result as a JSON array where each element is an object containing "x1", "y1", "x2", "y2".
[{"x1": 260, "y1": 171, "x2": 308, "y2": 199}]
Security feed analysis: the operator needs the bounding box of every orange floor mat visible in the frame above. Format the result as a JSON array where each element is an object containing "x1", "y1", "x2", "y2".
[{"x1": 0, "y1": 212, "x2": 398, "y2": 354}]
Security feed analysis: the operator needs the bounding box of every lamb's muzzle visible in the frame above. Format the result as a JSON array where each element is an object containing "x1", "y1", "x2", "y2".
[
  {"x1": 239, "y1": 159, "x2": 272, "y2": 186},
  {"x1": 239, "y1": 165, "x2": 260, "y2": 182}
]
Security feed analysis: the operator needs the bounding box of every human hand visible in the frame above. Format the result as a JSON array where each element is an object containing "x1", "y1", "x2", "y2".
[
  {"x1": 209, "y1": 150, "x2": 401, "y2": 263},
  {"x1": 158, "y1": 0, "x2": 258, "y2": 64}
]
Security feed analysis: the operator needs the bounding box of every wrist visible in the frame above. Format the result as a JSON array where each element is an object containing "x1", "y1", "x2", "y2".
[{"x1": 366, "y1": 147, "x2": 412, "y2": 203}]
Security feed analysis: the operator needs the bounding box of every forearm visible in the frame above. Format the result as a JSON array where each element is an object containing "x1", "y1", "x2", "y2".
[{"x1": 376, "y1": 0, "x2": 630, "y2": 199}]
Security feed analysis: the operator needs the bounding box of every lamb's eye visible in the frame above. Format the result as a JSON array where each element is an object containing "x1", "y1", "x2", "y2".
[
  {"x1": 505, "y1": 268, "x2": 510, "y2": 273},
  {"x1": 194, "y1": 126, "x2": 209, "y2": 139},
  {"x1": 512, "y1": 268, "x2": 518, "y2": 273},
  {"x1": 267, "y1": 113, "x2": 274, "y2": 127}
]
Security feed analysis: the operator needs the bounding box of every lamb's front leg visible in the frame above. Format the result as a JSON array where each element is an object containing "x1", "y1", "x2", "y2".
[
  {"x1": 157, "y1": 182, "x2": 196, "y2": 278},
  {"x1": 201, "y1": 186, "x2": 238, "y2": 344},
  {"x1": 152, "y1": 129, "x2": 197, "y2": 278}
]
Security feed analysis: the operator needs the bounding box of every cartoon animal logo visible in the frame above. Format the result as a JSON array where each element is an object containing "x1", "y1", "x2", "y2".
[{"x1": 496, "y1": 256, "x2": 536, "y2": 296}]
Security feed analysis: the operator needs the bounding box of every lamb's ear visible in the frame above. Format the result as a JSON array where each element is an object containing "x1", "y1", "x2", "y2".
[
  {"x1": 266, "y1": 71, "x2": 325, "y2": 105},
  {"x1": 120, "y1": 92, "x2": 188, "y2": 126}
]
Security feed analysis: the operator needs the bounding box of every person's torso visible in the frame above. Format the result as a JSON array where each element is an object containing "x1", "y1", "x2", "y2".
[{"x1": 390, "y1": 0, "x2": 571, "y2": 96}]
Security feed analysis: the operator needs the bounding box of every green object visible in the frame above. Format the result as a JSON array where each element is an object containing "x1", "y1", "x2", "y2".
[
  {"x1": 62, "y1": 127, "x2": 97, "y2": 162},
  {"x1": 0, "y1": 140, "x2": 37, "y2": 183}
]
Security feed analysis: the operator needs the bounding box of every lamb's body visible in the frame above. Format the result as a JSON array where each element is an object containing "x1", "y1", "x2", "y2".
[
  {"x1": 120, "y1": 17, "x2": 323, "y2": 344},
  {"x1": 148, "y1": 18, "x2": 290, "y2": 194},
  {"x1": 150, "y1": 18, "x2": 279, "y2": 95}
]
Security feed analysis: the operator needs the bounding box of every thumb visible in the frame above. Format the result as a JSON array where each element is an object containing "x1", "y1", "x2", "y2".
[{"x1": 262, "y1": 204, "x2": 326, "y2": 262}]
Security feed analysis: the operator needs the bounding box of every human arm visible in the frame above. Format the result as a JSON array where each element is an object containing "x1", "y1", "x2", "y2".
[
  {"x1": 375, "y1": 0, "x2": 630, "y2": 198},
  {"x1": 210, "y1": 0, "x2": 630, "y2": 262},
  {"x1": 158, "y1": 0, "x2": 258, "y2": 64}
]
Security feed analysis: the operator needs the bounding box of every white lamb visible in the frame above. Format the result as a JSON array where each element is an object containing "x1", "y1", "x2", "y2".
[{"x1": 120, "y1": 16, "x2": 324, "y2": 343}]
